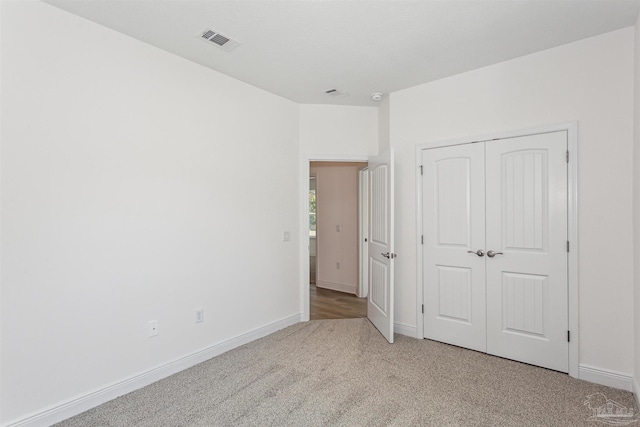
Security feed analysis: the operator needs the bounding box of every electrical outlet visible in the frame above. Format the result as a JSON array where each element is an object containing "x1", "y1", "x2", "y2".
[
  {"x1": 195, "y1": 308, "x2": 204, "y2": 323},
  {"x1": 282, "y1": 231, "x2": 291, "y2": 242},
  {"x1": 336, "y1": 225, "x2": 341, "y2": 232},
  {"x1": 148, "y1": 320, "x2": 159, "y2": 337}
]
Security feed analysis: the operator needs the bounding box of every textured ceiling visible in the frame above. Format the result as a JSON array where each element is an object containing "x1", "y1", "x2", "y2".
[{"x1": 45, "y1": 0, "x2": 640, "y2": 106}]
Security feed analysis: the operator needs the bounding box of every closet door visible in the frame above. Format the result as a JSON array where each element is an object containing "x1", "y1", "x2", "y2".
[
  {"x1": 485, "y1": 131, "x2": 568, "y2": 372},
  {"x1": 422, "y1": 143, "x2": 487, "y2": 352}
]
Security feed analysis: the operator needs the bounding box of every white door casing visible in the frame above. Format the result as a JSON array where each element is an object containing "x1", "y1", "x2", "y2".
[
  {"x1": 368, "y1": 150, "x2": 395, "y2": 343},
  {"x1": 421, "y1": 130, "x2": 569, "y2": 372},
  {"x1": 359, "y1": 167, "x2": 369, "y2": 298},
  {"x1": 422, "y1": 143, "x2": 487, "y2": 352}
]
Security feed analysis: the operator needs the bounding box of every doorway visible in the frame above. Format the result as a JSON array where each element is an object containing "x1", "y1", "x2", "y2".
[{"x1": 309, "y1": 161, "x2": 368, "y2": 320}]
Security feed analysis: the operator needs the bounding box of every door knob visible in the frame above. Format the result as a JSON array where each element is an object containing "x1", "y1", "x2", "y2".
[
  {"x1": 381, "y1": 252, "x2": 390, "y2": 258},
  {"x1": 486, "y1": 250, "x2": 503, "y2": 258},
  {"x1": 467, "y1": 249, "x2": 484, "y2": 257}
]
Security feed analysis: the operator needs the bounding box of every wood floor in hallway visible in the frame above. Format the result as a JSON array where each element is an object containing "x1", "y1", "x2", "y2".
[{"x1": 310, "y1": 284, "x2": 367, "y2": 320}]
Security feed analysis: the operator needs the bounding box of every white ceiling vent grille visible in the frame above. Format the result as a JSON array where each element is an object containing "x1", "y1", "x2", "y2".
[
  {"x1": 323, "y1": 88, "x2": 349, "y2": 98},
  {"x1": 200, "y1": 28, "x2": 241, "y2": 52}
]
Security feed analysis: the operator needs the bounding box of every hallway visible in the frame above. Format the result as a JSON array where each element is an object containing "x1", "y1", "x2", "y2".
[{"x1": 309, "y1": 285, "x2": 367, "y2": 320}]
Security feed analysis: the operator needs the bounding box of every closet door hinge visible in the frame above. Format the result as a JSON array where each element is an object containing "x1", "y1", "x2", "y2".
[
  {"x1": 567, "y1": 241, "x2": 570, "y2": 252},
  {"x1": 421, "y1": 304, "x2": 424, "y2": 314},
  {"x1": 566, "y1": 151, "x2": 569, "y2": 163},
  {"x1": 419, "y1": 165, "x2": 423, "y2": 175},
  {"x1": 421, "y1": 235, "x2": 424, "y2": 245},
  {"x1": 567, "y1": 330, "x2": 571, "y2": 342}
]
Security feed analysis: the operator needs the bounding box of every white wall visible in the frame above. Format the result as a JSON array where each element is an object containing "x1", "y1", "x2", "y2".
[
  {"x1": 299, "y1": 105, "x2": 378, "y2": 158},
  {"x1": 1, "y1": 1, "x2": 300, "y2": 424},
  {"x1": 633, "y1": 13, "x2": 640, "y2": 400},
  {"x1": 378, "y1": 97, "x2": 390, "y2": 153},
  {"x1": 390, "y1": 28, "x2": 635, "y2": 375},
  {"x1": 310, "y1": 162, "x2": 366, "y2": 295}
]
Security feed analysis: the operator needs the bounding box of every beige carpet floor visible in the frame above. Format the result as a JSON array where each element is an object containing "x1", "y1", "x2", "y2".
[{"x1": 55, "y1": 318, "x2": 639, "y2": 426}]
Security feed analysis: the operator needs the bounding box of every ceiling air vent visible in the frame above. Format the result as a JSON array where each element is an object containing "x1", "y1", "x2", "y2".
[
  {"x1": 200, "y1": 28, "x2": 241, "y2": 52},
  {"x1": 323, "y1": 88, "x2": 349, "y2": 98}
]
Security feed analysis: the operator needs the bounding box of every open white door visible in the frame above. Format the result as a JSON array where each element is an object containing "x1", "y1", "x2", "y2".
[{"x1": 368, "y1": 149, "x2": 395, "y2": 343}]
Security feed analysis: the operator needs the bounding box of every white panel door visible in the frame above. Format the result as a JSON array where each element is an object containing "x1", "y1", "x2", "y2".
[
  {"x1": 422, "y1": 143, "x2": 487, "y2": 352},
  {"x1": 422, "y1": 131, "x2": 569, "y2": 372},
  {"x1": 485, "y1": 132, "x2": 568, "y2": 372},
  {"x1": 368, "y1": 149, "x2": 394, "y2": 343}
]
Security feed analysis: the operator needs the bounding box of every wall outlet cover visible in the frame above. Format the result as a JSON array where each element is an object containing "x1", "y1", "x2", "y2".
[{"x1": 148, "y1": 320, "x2": 159, "y2": 337}]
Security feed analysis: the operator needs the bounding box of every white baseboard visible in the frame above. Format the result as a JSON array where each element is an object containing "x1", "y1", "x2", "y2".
[
  {"x1": 633, "y1": 377, "x2": 640, "y2": 411},
  {"x1": 579, "y1": 364, "x2": 633, "y2": 391},
  {"x1": 4, "y1": 314, "x2": 301, "y2": 427},
  {"x1": 316, "y1": 280, "x2": 357, "y2": 295},
  {"x1": 394, "y1": 322, "x2": 418, "y2": 338}
]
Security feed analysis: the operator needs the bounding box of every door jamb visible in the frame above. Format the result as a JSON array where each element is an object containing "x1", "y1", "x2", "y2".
[
  {"x1": 358, "y1": 167, "x2": 369, "y2": 298},
  {"x1": 300, "y1": 155, "x2": 369, "y2": 322},
  {"x1": 415, "y1": 122, "x2": 578, "y2": 378}
]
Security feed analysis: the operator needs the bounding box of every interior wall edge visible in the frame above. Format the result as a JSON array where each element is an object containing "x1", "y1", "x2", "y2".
[
  {"x1": 633, "y1": 376, "x2": 640, "y2": 414},
  {"x1": 632, "y1": 7, "x2": 640, "y2": 417}
]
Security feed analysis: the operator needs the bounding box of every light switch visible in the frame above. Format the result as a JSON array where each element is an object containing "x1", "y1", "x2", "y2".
[{"x1": 283, "y1": 231, "x2": 291, "y2": 242}]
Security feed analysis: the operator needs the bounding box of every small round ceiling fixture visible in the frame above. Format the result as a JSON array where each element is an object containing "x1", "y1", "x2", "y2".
[{"x1": 371, "y1": 92, "x2": 384, "y2": 102}]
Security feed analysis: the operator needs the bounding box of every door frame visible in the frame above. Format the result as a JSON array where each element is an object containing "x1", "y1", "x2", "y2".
[
  {"x1": 300, "y1": 155, "x2": 369, "y2": 322},
  {"x1": 358, "y1": 166, "x2": 369, "y2": 298},
  {"x1": 415, "y1": 122, "x2": 579, "y2": 378}
]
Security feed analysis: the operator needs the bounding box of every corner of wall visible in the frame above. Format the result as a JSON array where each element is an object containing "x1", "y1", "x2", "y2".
[
  {"x1": 378, "y1": 97, "x2": 390, "y2": 153},
  {"x1": 634, "y1": 377, "x2": 640, "y2": 413},
  {"x1": 634, "y1": 11, "x2": 640, "y2": 409},
  {"x1": 0, "y1": 0, "x2": 3, "y2": 423}
]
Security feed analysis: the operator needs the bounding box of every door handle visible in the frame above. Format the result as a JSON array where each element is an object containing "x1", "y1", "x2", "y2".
[
  {"x1": 381, "y1": 252, "x2": 390, "y2": 258},
  {"x1": 467, "y1": 249, "x2": 484, "y2": 257},
  {"x1": 486, "y1": 250, "x2": 503, "y2": 258}
]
